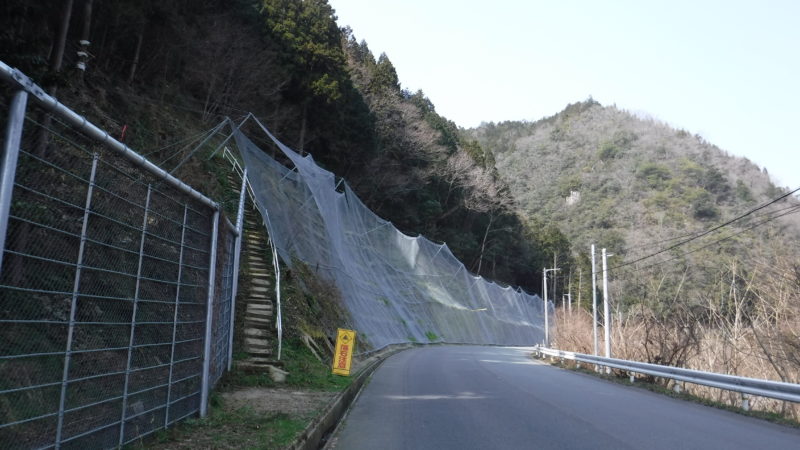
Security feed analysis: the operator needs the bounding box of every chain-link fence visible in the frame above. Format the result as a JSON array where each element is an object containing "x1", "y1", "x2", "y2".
[{"x1": 0, "y1": 62, "x2": 242, "y2": 448}]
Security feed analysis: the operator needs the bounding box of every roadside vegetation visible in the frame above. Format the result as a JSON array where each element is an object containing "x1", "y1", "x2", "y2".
[
  {"x1": 142, "y1": 337, "x2": 351, "y2": 449},
  {"x1": 549, "y1": 248, "x2": 800, "y2": 421}
]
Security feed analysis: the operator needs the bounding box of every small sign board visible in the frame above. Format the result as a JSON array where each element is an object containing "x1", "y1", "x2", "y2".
[{"x1": 332, "y1": 328, "x2": 356, "y2": 376}]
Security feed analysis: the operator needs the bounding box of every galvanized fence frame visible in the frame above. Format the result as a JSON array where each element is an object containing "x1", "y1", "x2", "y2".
[{"x1": 0, "y1": 61, "x2": 243, "y2": 448}]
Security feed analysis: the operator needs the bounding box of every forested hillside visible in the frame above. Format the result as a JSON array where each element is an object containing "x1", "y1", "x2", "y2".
[
  {"x1": 0, "y1": 0, "x2": 565, "y2": 293},
  {"x1": 469, "y1": 100, "x2": 800, "y2": 313},
  {"x1": 4, "y1": 0, "x2": 798, "y2": 311}
]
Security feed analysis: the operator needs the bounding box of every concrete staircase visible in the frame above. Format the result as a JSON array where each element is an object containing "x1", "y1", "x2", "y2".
[{"x1": 226, "y1": 170, "x2": 279, "y2": 373}]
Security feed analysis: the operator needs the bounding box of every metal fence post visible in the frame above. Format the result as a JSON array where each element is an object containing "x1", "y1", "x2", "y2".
[
  {"x1": 119, "y1": 184, "x2": 152, "y2": 447},
  {"x1": 0, "y1": 89, "x2": 28, "y2": 274},
  {"x1": 200, "y1": 210, "x2": 220, "y2": 417},
  {"x1": 227, "y1": 168, "x2": 247, "y2": 370},
  {"x1": 55, "y1": 153, "x2": 99, "y2": 448},
  {"x1": 164, "y1": 205, "x2": 188, "y2": 428}
]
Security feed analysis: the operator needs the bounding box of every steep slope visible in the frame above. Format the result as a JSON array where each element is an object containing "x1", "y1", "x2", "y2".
[{"x1": 469, "y1": 100, "x2": 800, "y2": 306}]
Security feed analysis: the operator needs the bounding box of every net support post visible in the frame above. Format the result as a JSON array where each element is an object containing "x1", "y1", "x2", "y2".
[
  {"x1": 0, "y1": 89, "x2": 28, "y2": 274},
  {"x1": 118, "y1": 184, "x2": 153, "y2": 447},
  {"x1": 227, "y1": 169, "x2": 247, "y2": 370},
  {"x1": 55, "y1": 153, "x2": 99, "y2": 448},
  {"x1": 165, "y1": 205, "x2": 189, "y2": 428},
  {"x1": 200, "y1": 209, "x2": 220, "y2": 417}
]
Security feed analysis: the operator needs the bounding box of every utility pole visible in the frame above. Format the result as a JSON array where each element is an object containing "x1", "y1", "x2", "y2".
[
  {"x1": 567, "y1": 266, "x2": 573, "y2": 314},
  {"x1": 552, "y1": 253, "x2": 558, "y2": 310},
  {"x1": 542, "y1": 266, "x2": 560, "y2": 347},
  {"x1": 591, "y1": 245, "x2": 598, "y2": 356},
  {"x1": 602, "y1": 248, "x2": 612, "y2": 359},
  {"x1": 543, "y1": 268, "x2": 548, "y2": 346}
]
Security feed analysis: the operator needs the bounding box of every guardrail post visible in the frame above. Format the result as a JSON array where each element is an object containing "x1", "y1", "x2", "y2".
[
  {"x1": 629, "y1": 374, "x2": 635, "y2": 383},
  {"x1": 0, "y1": 89, "x2": 28, "y2": 275},
  {"x1": 741, "y1": 393, "x2": 750, "y2": 411},
  {"x1": 673, "y1": 380, "x2": 683, "y2": 394},
  {"x1": 200, "y1": 209, "x2": 220, "y2": 417}
]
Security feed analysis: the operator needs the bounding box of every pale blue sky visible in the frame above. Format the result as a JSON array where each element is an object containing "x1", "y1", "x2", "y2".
[{"x1": 329, "y1": 0, "x2": 799, "y2": 188}]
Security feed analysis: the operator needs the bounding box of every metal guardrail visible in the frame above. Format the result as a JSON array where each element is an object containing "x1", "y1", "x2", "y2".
[{"x1": 535, "y1": 347, "x2": 800, "y2": 405}]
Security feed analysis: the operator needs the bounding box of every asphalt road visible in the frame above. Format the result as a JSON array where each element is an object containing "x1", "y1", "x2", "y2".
[{"x1": 328, "y1": 345, "x2": 800, "y2": 449}]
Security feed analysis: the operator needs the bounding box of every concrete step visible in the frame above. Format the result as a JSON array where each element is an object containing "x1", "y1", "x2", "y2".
[
  {"x1": 244, "y1": 327, "x2": 269, "y2": 338},
  {"x1": 250, "y1": 286, "x2": 271, "y2": 295},
  {"x1": 245, "y1": 337, "x2": 271, "y2": 350},
  {"x1": 248, "y1": 302, "x2": 273, "y2": 311},
  {"x1": 245, "y1": 316, "x2": 272, "y2": 325},
  {"x1": 249, "y1": 270, "x2": 272, "y2": 277},
  {"x1": 236, "y1": 361, "x2": 271, "y2": 373},
  {"x1": 248, "y1": 357, "x2": 282, "y2": 365},
  {"x1": 247, "y1": 309, "x2": 273, "y2": 317},
  {"x1": 252, "y1": 278, "x2": 271, "y2": 286},
  {"x1": 247, "y1": 301, "x2": 273, "y2": 308},
  {"x1": 247, "y1": 310, "x2": 274, "y2": 320},
  {"x1": 245, "y1": 348, "x2": 273, "y2": 357}
]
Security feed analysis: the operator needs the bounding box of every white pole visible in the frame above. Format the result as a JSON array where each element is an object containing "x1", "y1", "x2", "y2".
[
  {"x1": 552, "y1": 254, "x2": 557, "y2": 311},
  {"x1": 591, "y1": 245, "x2": 598, "y2": 356},
  {"x1": 602, "y1": 248, "x2": 611, "y2": 359},
  {"x1": 543, "y1": 268, "x2": 548, "y2": 347}
]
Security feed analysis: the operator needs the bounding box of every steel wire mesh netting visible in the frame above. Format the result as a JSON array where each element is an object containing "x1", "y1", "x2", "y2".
[
  {"x1": 235, "y1": 127, "x2": 550, "y2": 350},
  {"x1": 210, "y1": 227, "x2": 236, "y2": 387},
  {"x1": 0, "y1": 91, "x2": 234, "y2": 448}
]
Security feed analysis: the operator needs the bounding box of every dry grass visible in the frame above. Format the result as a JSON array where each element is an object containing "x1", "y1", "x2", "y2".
[{"x1": 552, "y1": 307, "x2": 800, "y2": 420}]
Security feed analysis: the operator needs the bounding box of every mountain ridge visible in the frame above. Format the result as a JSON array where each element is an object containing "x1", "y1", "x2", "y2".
[{"x1": 467, "y1": 99, "x2": 800, "y2": 306}]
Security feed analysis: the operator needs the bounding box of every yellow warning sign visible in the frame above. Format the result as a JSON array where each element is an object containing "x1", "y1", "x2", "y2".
[{"x1": 332, "y1": 328, "x2": 356, "y2": 376}]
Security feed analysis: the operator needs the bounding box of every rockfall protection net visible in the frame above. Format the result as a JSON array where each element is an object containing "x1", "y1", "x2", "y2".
[{"x1": 235, "y1": 122, "x2": 550, "y2": 349}]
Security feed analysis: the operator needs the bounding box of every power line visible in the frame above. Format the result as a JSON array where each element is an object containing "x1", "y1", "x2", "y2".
[
  {"x1": 611, "y1": 204, "x2": 800, "y2": 275},
  {"x1": 620, "y1": 202, "x2": 800, "y2": 254},
  {"x1": 610, "y1": 186, "x2": 800, "y2": 271}
]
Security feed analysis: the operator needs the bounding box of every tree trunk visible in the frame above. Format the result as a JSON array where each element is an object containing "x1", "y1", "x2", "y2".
[
  {"x1": 128, "y1": 29, "x2": 144, "y2": 84},
  {"x1": 475, "y1": 214, "x2": 493, "y2": 276},
  {"x1": 298, "y1": 101, "x2": 308, "y2": 154},
  {"x1": 51, "y1": 0, "x2": 74, "y2": 78},
  {"x1": 34, "y1": 0, "x2": 74, "y2": 158},
  {"x1": 77, "y1": 0, "x2": 93, "y2": 79}
]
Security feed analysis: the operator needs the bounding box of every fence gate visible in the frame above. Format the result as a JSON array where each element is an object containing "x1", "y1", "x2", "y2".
[{"x1": 0, "y1": 61, "x2": 241, "y2": 448}]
